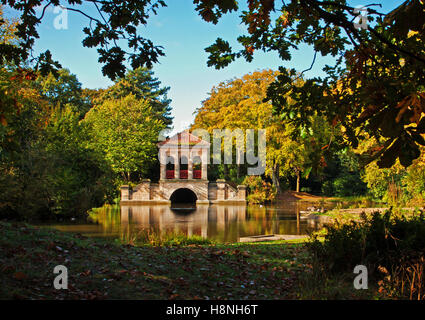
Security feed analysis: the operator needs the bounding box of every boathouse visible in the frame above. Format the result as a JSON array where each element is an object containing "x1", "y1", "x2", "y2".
[{"x1": 120, "y1": 131, "x2": 246, "y2": 204}]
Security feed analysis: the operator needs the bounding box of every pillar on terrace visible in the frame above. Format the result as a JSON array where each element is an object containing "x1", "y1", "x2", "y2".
[
  {"x1": 160, "y1": 164, "x2": 166, "y2": 180},
  {"x1": 201, "y1": 164, "x2": 208, "y2": 180},
  {"x1": 188, "y1": 158, "x2": 193, "y2": 179},
  {"x1": 217, "y1": 179, "x2": 226, "y2": 200},
  {"x1": 175, "y1": 155, "x2": 180, "y2": 180},
  {"x1": 201, "y1": 147, "x2": 208, "y2": 180},
  {"x1": 121, "y1": 185, "x2": 130, "y2": 201},
  {"x1": 237, "y1": 185, "x2": 247, "y2": 200}
]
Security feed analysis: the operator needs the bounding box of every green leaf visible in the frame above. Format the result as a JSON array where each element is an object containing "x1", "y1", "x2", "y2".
[{"x1": 302, "y1": 166, "x2": 312, "y2": 179}]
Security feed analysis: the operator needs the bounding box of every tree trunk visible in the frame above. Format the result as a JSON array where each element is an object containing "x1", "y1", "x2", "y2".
[
  {"x1": 296, "y1": 169, "x2": 300, "y2": 193},
  {"x1": 272, "y1": 163, "x2": 281, "y2": 194}
]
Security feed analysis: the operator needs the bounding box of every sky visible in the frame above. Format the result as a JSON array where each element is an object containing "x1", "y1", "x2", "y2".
[{"x1": 8, "y1": 0, "x2": 402, "y2": 134}]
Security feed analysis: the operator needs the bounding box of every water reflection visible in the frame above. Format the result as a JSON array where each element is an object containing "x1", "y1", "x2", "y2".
[
  {"x1": 170, "y1": 203, "x2": 197, "y2": 214},
  {"x1": 78, "y1": 203, "x2": 325, "y2": 243},
  {"x1": 42, "y1": 198, "x2": 382, "y2": 243}
]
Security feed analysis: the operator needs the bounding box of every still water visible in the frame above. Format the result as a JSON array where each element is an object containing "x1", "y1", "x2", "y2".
[{"x1": 45, "y1": 201, "x2": 339, "y2": 243}]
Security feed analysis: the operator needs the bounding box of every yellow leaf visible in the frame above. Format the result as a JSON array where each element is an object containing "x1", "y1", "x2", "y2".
[{"x1": 407, "y1": 30, "x2": 419, "y2": 38}]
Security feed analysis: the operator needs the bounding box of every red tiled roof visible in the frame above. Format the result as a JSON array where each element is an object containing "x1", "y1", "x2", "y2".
[{"x1": 157, "y1": 131, "x2": 210, "y2": 147}]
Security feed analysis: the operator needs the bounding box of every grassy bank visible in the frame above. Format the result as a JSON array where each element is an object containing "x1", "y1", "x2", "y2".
[
  {"x1": 0, "y1": 220, "x2": 373, "y2": 300},
  {"x1": 319, "y1": 206, "x2": 424, "y2": 223}
]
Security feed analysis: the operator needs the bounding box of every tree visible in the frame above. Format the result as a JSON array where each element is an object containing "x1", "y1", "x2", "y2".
[
  {"x1": 265, "y1": 119, "x2": 304, "y2": 192},
  {"x1": 199, "y1": 0, "x2": 425, "y2": 169},
  {"x1": 84, "y1": 95, "x2": 165, "y2": 182},
  {"x1": 3, "y1": 0, "x2": 423, "y2": 168},
  {"x1": 0, "y1": 63, "x2": 114, "y2": 220},
  {"x1": 36, "y1": 68, "x2": 91, "y2": 117},
  {"x1": 1, "y1": 1, "x2": 413, "y2": 79},
  {"x1": 274, "y1": 112, "x2": 344, "y2": 193},
  {"x1": 192, "y1": 69, "x2": 338, "y2": 192},
  {"x1": 0, "y1": 5, "x2": 18, "y2": 46},
  {"x1": 1, "y1": 0, "x2": 169, "y2": 79},
  {"x1": 95, "y1": 67, "x2": 172, "y2": 126},
  {"x1": 192, "y1": 69, "x2": 282, "y2": 184},
  {"x1": 42, "y1": 106, "x2": 115, "y2": 217},
  {"x1": 0, "y1": 6, "x2": 25, "y2": 142},
  {"x1": 0, "y1": 66, "x2": 49, "y2": 158},
  {"x1": 361, "y1": 137, "x2": 425, "y2": 204},
  {"x1": 403, "y1": 146, "x2": 425, "y2": 204},
  {"x1": 320, "y1": 147, "x2": 367, "y2": 197}
]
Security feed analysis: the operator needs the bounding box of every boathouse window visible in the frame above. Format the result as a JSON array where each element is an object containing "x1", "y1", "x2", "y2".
[
  {"x1": 193, "y1": 156, "x2": 202, "y2": 179},
  {"x1": 166, "y1": 156, "x2": 175, "y2": 179},
  {"x1": 180, "y1": 156, "x2": 188, "y2": 179}
]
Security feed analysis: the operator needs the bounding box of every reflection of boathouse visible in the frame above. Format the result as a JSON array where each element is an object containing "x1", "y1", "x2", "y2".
[
  {"x1": 120, "y1": 131, "x2": 246, "y2": 204},
  {"x1": 120, "y1": 205, "x2": 247, "y2": 240}
]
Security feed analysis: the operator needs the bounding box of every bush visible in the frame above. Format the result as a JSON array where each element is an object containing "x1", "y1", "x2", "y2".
[
  {"x1": 242, "y1": 176, "x2": 276, "y2": 204},
  {"x1": 120, "y1": 228, "x2": 214, "y2": 246},
  {"x1": 332, "y1": 173, "x2": 367, "y2": 197},
  {"x1": 309, "y1": 211, "x2": 425, "y2": 272},
  {"x1": 403, "y1": 160, "x2": 425, "y2": 205},
  {"x1": 362, "y1": 160, "x2": 407, "y2": 201},
  {"x1": 377, "y1": 255, "x2": 425, "y2": 299},
  {"x1": 307, "y1": 211, "x2": 425, "y2": 299}
]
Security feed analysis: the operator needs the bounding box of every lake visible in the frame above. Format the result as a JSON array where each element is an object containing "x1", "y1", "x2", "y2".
[{"x1": 43, "y1": 200, "x2": 345, "y2": 243}]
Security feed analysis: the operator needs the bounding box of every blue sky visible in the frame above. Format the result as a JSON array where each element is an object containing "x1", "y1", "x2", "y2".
[{"x1": 9, "y1": 0, "x2": 401, "y2": 133}]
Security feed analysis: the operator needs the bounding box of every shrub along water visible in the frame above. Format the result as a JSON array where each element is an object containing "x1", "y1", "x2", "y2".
[
  {"x1": 119, "y1": 228, "x2": 215, "y2": 247},
  {"x1": 307, "y1": 210, "x2": 425, "y2": 299},
  {"x1": 243, "y1": 176, "x2": 276, "y2": 204}
]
